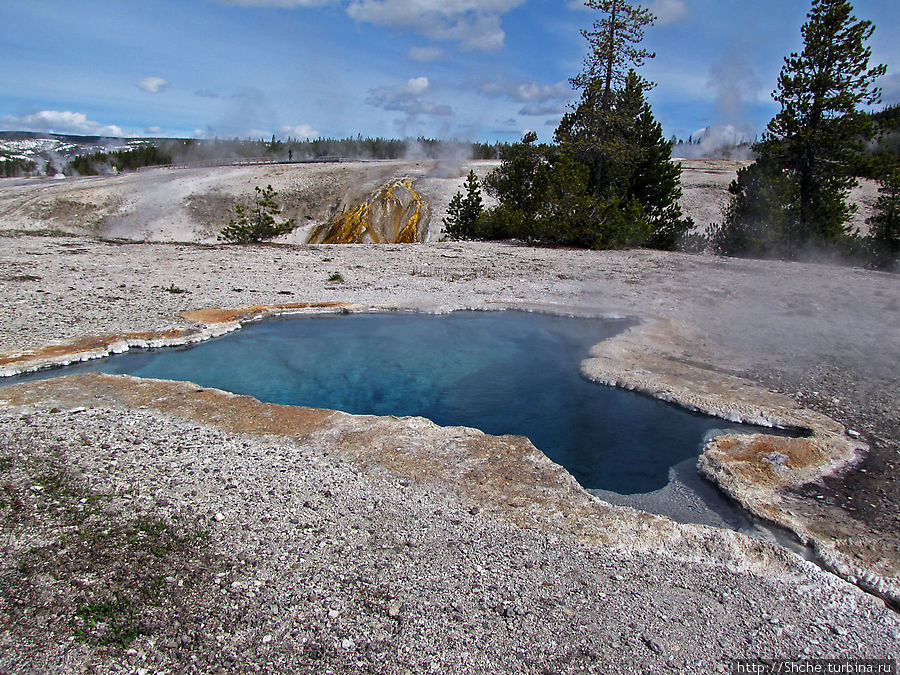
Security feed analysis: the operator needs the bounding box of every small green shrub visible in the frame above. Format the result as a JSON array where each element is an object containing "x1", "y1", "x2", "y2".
[
  {"x1": 219, "y1": 184, "x2": 296, "y2": 244},
  {"x1": 3, "y1": 274, "x2": 41, "y2": 282},
  {"x1": 443, "y1": 170, "x2": 483, "y2": 240}
]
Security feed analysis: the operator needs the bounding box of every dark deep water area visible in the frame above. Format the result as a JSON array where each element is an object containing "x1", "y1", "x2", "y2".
[{"x1": 9, "y1": 311, "x2": 787, "y2": 500}]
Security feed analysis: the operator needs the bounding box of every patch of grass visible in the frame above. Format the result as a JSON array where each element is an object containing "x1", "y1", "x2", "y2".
[
  {"x1": 126, "y1": 515, "x2": 185, "y2": 557},
  {"x1": 163, "y1": 283, "x2": 186, "y2": 294},
  {"x1": 36, "y1": 468, "x2": 67, "y2": 494},
  {"x1": 2, "y1": 274, "x2": 41, "y2": 282},
  {"x1": 10, "y1": 228, "x2": 78, "y2": 239},
  {"x1": 0, "y1": 445, "x2": 221, "y2": 651},
  {"x1": 72, "y1": 595, "x2": 144, "y2": 647},
  {"x1": 327, "y1": 272, "x2": 344, "y2": 283}
]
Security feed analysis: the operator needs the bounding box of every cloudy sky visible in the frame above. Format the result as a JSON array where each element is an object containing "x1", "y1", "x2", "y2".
[{"x1": 1, "y1": 0, "x2": 898, "y2": 143}]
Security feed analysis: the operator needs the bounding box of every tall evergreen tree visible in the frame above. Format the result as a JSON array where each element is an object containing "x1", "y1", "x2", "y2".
[
  {"x1": 471, "y1": 0, "x2": 689, "y2": 251},
  {"x1": 715, "y1": 0, "x2": 886, "y2": 257},
  {"x1": 572, "y1": 0, "x2": 656, "y2": 108},
  {"x1": 556, "y1": 70, "x2": 690, "y2": 249},
  {"x1": 557, "y1": 1, "x2": 689, "y2": 249}
]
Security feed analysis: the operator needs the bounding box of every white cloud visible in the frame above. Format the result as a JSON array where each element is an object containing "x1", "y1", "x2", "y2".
[
  {"x1": 476, "y1": 77, "x2": 571, "y2": 119},
  {"x1": 519, "y1": 102, "x2": 568, "y2": 116},
  {"x1": 146, "y1": 125, "x2": 163, "y2": 135},
  {"x1": 479, "y1": 77, "x2": 570, "y2": 103},
  {"x1": 647, "y1": 0, "x2": 687, "y2": 25},
  {"x1": 1, "y1": 110, "x2": 124, "y2": 137},
  {"x1": 346, "y1": 0, "x2": 524, "y2": 51},
  {"x1": 408, "y1": 46, "x2": 444, "y2": 62},
  {"x1": 138, "y1": 76, "x2": 170, "y2": 93},
  {"x1": 278, "y1": 123, "x2": 320, "y2": 139},
  {"x1": 215, "y1": 0, "x2": 523, "y2": 51},
  {"x1": 367, "y1": 77, "x2": 452, "y2": 118},
  {"x1": 405, "y1": 76, "x2": 430, "y2": 95}
]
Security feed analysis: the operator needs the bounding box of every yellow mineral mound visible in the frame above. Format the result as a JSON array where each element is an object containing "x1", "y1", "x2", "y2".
[{"x1": 308, "y1": 176, "x2": 424, "y2": 244}]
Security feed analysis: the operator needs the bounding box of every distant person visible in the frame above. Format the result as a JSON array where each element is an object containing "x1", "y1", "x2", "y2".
[{"x1": 288, "y1": 149, "x2": 293, "y2": 162}]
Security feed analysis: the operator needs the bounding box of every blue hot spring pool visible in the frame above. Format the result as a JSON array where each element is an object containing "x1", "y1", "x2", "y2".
[{"x1": 9, "y1": 311, "x2": 788, "y2": 500}]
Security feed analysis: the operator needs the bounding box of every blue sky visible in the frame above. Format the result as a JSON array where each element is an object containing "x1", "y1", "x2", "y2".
[{"x1": 1, "y1": 0, "x2": 898, "y2": 143}]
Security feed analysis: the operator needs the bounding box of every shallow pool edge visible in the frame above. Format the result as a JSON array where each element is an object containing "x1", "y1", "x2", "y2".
[
  {"x1": 0, "y1": 299, "x2": 894, "y2": 608},
  {"x1": 0, "y1": 371, "x2": 861, "y2": 600},
  {"x1": 579, "y1": 317, "x2": 898, "y2": 608},
  {"x1": 0, "y1": 300, "x2": 630, "y2": 379}
]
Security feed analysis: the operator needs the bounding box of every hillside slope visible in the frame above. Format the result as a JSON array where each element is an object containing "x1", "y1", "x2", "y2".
[{"x1": 0, "y1": 159, "x2": 880, "y2": 243}]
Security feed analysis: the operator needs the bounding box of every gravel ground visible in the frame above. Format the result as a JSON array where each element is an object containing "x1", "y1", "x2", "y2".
[
  {"x1": 0, "y1": 161, "x2": 897, "y2": 672},
  {"x1": 1, "y1": 401, "x2": 897, "y2": 674}
]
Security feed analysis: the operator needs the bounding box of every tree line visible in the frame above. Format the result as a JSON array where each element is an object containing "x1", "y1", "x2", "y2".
[
  {"x1": 1, "y1": 157, "x2": 37, "y2": 178},
  {"x1": 65, "y1": 145, "x2": 173, "y2": 176},
  {"x1": 56, "y1": 137, "x2": 507, "y2": 177},
  {"x1": 264, "y1": 136, "x2": 505, "y2": 161}
]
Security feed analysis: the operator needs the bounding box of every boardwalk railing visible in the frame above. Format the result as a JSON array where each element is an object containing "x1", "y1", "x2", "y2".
[{"x1": 136, "y1": 156, "x2": 345, "y2": 171}]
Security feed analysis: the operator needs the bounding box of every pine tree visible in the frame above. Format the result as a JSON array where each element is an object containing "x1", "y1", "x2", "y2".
[
  {"x1": 480, "y1": 132, "x2": 552, "y2": 241},
  {"x1": 867, "y1": 169, "x2": 900, "y2": 269},
  {"x1": 572, "y1": 0, "x2": 655, "y2": 108},
  {"x1": 460, "y1": 170, "x2": 483, "y2": 230},
  {"x1": 554, "y1": 1, "x2": 689, "y2": 250},
  {"x1": 716, "y1": 0, "x2": 886, "y2": 258},
  {"x1": 443, "y1": 170, "x2": 484, "y2": 240},
  {"x1": 773, "y1": 0, "x2": 885, "y2": 244},
  {"x1": 219, "y1": 185, "x2": 296, "y2": 243},
  {"x1": 473, "y1": 0, "x2": 689, "y2": 251},
  {"x1": 529, "y1": 148, "x2": 597, "y2": 247},
  {"x1": 556, "y1": 70, "x2": 690, "y2": 249}
]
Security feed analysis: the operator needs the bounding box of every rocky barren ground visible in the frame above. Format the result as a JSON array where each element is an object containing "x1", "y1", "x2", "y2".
[
  {"x1": 0, "y1": 161, "x2": 897, "y2": 673},
  {"x1": 0, "y1": 158, "x2": 880, "y2": 243}
]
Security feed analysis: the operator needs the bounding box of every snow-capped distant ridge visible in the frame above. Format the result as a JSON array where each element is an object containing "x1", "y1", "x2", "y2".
[{"x1": 0, "y1": 131, "x2": 163, "y2": 167}]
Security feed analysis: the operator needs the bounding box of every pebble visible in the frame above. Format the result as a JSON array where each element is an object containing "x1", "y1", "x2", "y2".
[{"x1": 643, "y1": 635, "x2": 665, "y2": 655}]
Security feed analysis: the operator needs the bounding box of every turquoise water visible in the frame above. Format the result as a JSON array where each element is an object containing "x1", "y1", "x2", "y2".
[{"x1": 10, "y1": 311, "x2": 787, "y2": 495}]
